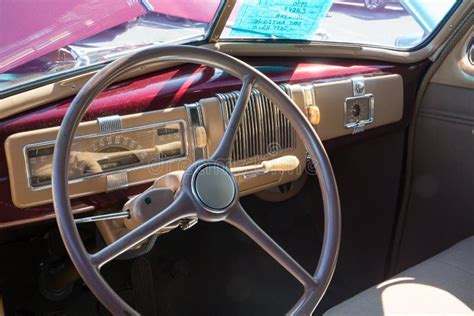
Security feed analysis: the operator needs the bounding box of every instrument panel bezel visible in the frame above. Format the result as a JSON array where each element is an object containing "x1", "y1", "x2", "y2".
[
  {"x1": 5, "y1": 106, "x2": 194, "y2": 208},
  {"x1": 23, "y1": 119, "x2": 189, "y2": 191}
]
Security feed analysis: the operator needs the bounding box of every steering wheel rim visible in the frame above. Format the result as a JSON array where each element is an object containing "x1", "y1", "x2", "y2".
[{"x1": 52, "y1": 45, "x2": 341, "y2": 315}]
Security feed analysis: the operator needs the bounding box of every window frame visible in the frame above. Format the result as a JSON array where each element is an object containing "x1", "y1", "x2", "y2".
[{"x1": 215, "y1": 0, "x2": 463, "y2": 53}]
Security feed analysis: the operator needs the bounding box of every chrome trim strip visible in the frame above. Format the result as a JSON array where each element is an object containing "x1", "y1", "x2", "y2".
[
  {"x1": 75, "y1": 211, "x2": 130, "y2": 224},
  {"x1": 97, "y1": 115, "x2": 122, "y2": 133},
  {"x1": 106, "y1": 172, "x2": 129, "y2": 192},
  {"x1": 140, "y1": 0, "x2": 154, "y2": 11},
  {"x1": 185, "y1": 102, "x2": 207, "y2": 159},
  {"x1": 351, "y1": 77, "x2": 366, "y2": 96},
  {"x1": 302, "y1": 84, "x2": 316, "y2": 108},
  {"x1": 216, "y1": 84, "x2": 295, "y2": 162}
]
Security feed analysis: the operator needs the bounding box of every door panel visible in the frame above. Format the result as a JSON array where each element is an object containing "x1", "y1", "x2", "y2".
[{"x1": 397, "y1": 28, "x2": 474, "y2": 270}]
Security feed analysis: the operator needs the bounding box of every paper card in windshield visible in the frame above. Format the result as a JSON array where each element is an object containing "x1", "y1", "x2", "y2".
[{"x1": 230, "y1": 0, "x2": 333, "y2": 40}]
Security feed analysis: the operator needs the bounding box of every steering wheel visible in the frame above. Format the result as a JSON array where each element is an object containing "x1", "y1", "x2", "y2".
[{"x1": 52, "y1": 45, "x2": 341, "y2": 315}]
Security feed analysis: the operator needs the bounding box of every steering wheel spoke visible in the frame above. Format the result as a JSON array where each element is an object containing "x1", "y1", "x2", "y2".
[
  {"x1": 91, "y1": 192, "x2": 194, "y2": 268},
  {"x1": 225, "y1": 203, "x2": 318, "y2": 289},
  {"x1": 211, "y1": 75, "x2": 256, "y2": 162}
]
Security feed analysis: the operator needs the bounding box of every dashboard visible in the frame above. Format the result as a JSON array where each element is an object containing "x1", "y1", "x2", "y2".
[{"x1": 0, "y1": 58, "x2": 425, "y2": 229}]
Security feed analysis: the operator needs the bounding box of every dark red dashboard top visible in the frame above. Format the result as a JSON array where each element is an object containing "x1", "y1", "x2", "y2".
[{"x1": 0, "y1": 57, "x2": 428, "y2": 229}]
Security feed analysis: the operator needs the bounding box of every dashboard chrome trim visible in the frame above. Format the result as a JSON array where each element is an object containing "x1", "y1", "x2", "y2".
[
  {"x1": 216, "y1": 84, "x2": 296, "y2": 163},
  {"x1": 351, "y1": 76, "x2": 366, "y2": 96},
  {"x1": 97, "y1": 115, "x2": 122, "y2": 133},
  {"x1": 344, "y1": 76, "x2": 375, "y2": 132},
  {"x1": 185, "y1": 102, "x2": 208, "y2": 160},
  {"x1": 106, "y1": 172, "x2": 129, "y2": 192},
  {"x1": 343, "y1": 94, "x2": 375, "y2": 130}
]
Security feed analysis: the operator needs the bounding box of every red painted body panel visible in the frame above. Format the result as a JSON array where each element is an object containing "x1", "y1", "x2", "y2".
[
  {"x1": 148, "y1": 0, "x2": 221, "y2": 23},
  {"x1": 0, "y1": 58, "x2": 429, "y2": 228},
  {"x1": 0, "y1": 1, "x2": 147, "y2": 73}
]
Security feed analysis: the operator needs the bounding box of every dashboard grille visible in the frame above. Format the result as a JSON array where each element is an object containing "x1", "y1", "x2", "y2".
[{"x1": 217, "y1": 85, "x2": 296, "y2": 162}]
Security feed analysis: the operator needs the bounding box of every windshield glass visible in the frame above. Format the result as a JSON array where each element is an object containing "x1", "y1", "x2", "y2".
[
  {"x1": 222, "y1": 0, "x2": 458, "y2": 48},
  {"x1": 0, "y1": 0, "x2": 222, "y2": 93}
]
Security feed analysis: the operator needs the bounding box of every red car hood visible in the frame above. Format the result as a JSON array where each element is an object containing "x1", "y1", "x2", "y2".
[{"x1": 0, "y1": 0, "x2": 220, "y2": 74}]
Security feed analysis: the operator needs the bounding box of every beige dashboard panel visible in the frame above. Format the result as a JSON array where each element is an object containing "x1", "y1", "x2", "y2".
[
  {"x1": 5, "y1": 107, "x2": 194, "y2": 208},
  {"x1": 5, "y1": 74, "x2": 403, "y2": 208},
  {"x1": 314, "y1": 74, "x2": 403, "y2": 140},
  {"x1": 206, "y1": 74, "x2": 404, "y2": 195}
]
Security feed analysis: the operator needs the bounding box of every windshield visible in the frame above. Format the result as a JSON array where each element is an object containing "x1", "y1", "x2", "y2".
[
  {"x1": 222, "y1": 0, "x2": 458, "y2": 48},
  {"x1": 0, "y1": 0, "x2": 222, "y2": 93},
  {"x1": 0, "y1": 0, "x2": 460, "y2": 94}
]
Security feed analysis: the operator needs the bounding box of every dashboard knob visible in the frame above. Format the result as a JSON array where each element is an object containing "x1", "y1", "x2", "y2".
[
  {"x1": 261, "y1": 155, "x2": 300, "y2": 173},
  {"x1": 306, "y1": 105, "x2": 321, "y2": 125}
]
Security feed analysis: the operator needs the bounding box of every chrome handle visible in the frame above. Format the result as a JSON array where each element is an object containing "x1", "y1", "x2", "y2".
[{"x1": 74, "y1": 211, "x2": 130, "y2": 224}]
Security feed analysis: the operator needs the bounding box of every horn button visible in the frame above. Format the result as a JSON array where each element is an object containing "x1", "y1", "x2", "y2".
[{"x1": 193, "y1": 164, "x2": 237, "y2": 212}]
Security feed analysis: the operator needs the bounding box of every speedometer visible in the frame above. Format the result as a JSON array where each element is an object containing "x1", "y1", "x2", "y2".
[{"x1": 26, "y1": 121, "x2": 186, "y2": 188}]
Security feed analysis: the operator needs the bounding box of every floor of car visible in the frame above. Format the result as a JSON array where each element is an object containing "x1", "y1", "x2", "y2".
[
  {"x1": 1, "y1": 130, "x2": 405, "y2": 315},
  {"x1": 0, "y1": 184, "x2": 385, "y2": 316},
  {"x1": 2, "y1": 186, "x2": 325, "y2": 316}
]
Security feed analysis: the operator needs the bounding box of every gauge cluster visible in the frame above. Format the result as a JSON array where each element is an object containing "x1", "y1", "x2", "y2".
[
  {"x1": 5, "y1": 106, "x2": 193, "y2": 208},
  {"x1": 26, "y1": 122, "x2": 186, "y2": 189}
]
